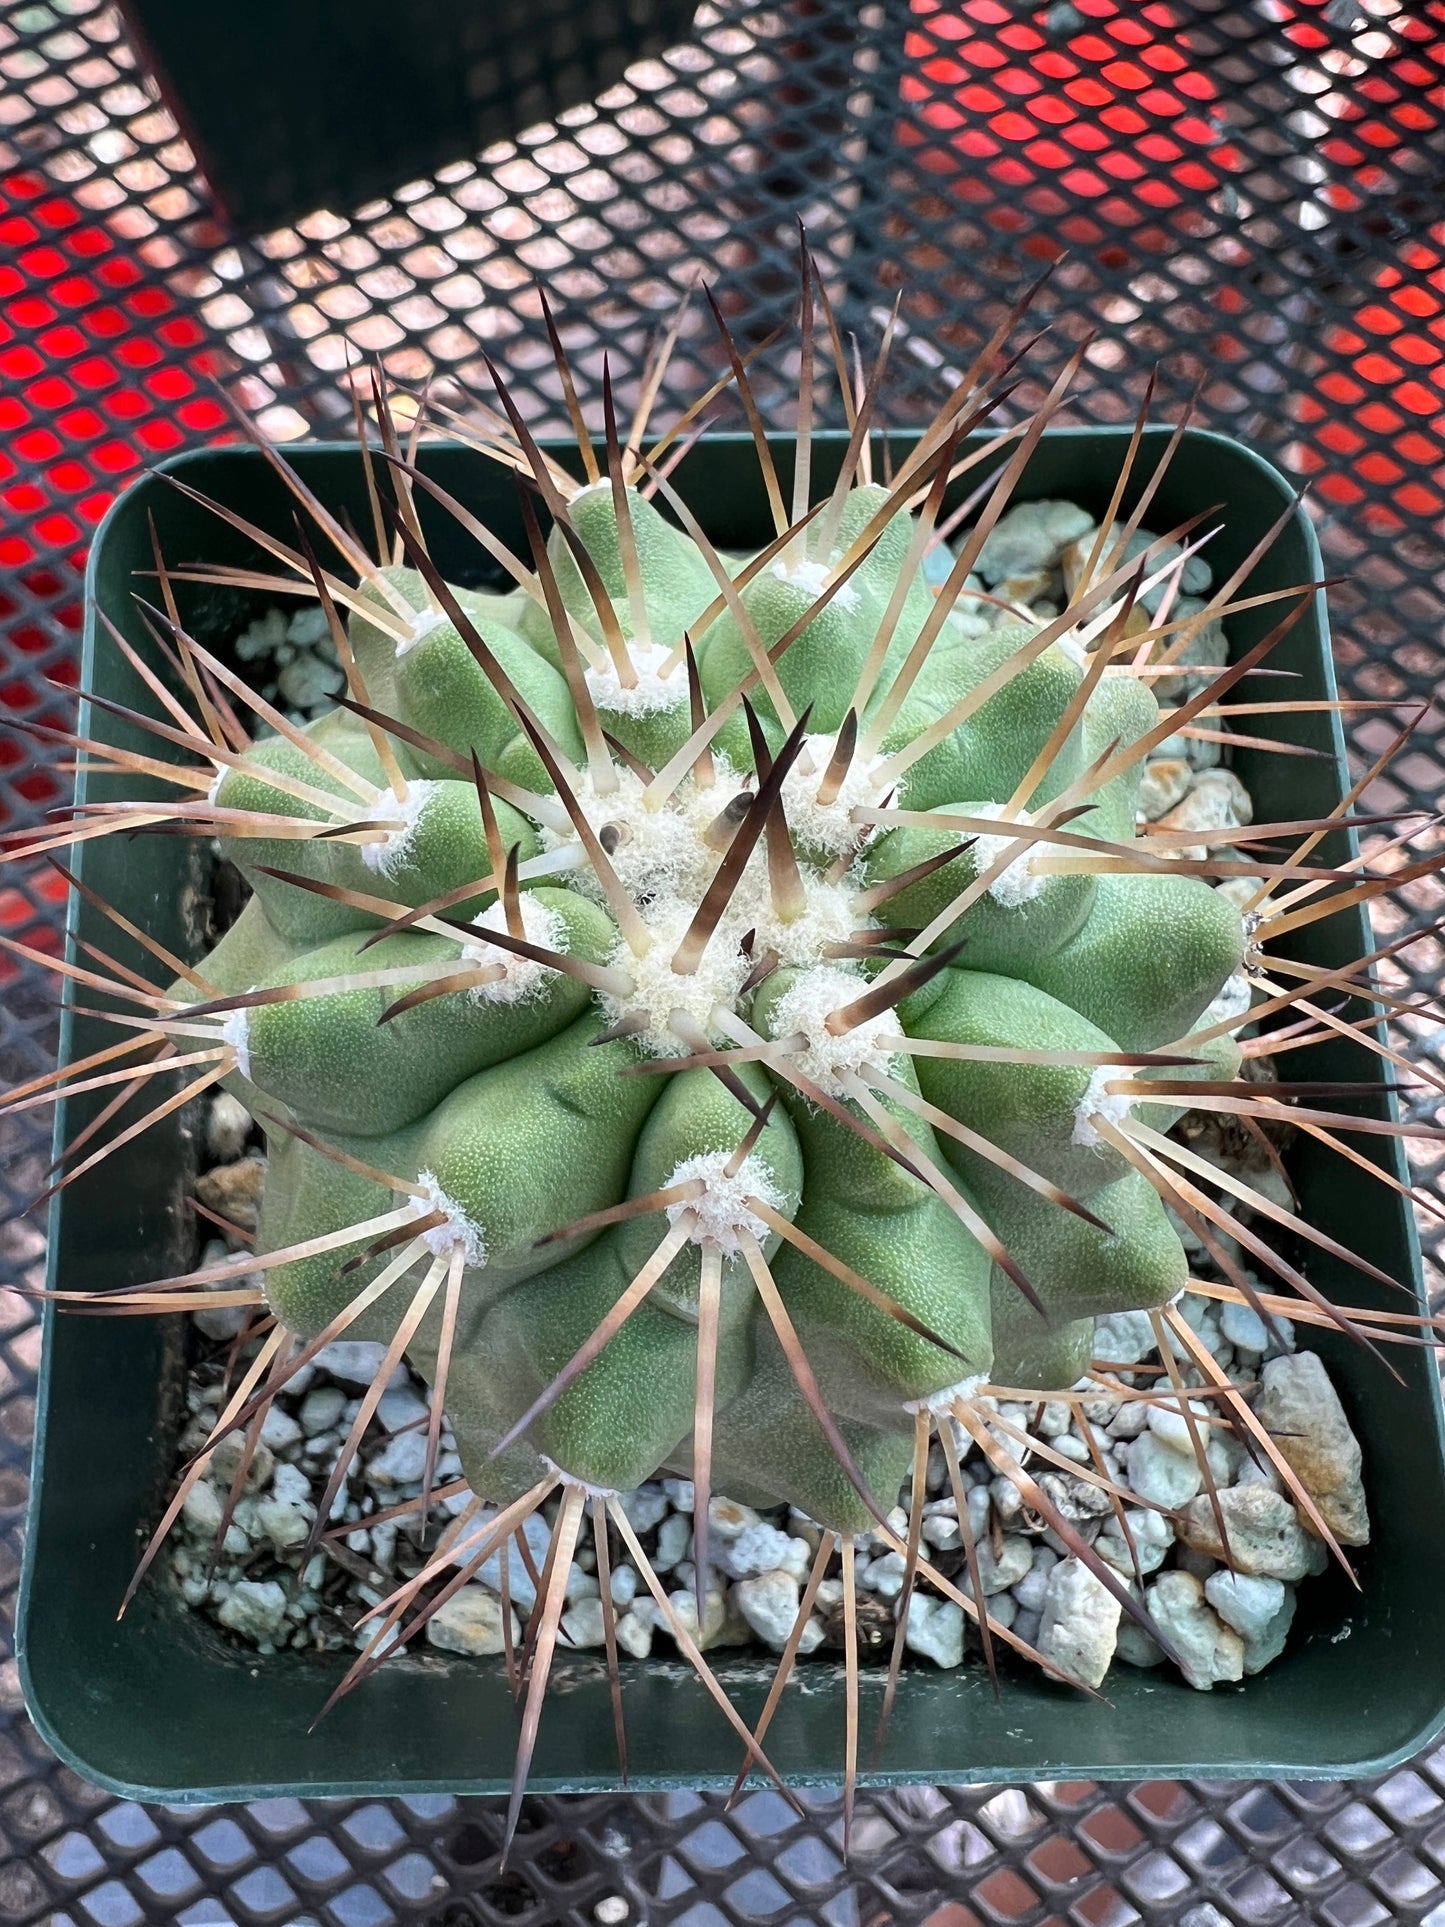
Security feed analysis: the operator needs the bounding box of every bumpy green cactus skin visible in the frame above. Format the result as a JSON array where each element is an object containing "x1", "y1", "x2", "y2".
[{"x1": 179, "y1": 473, "x2": 1245, "y2": 1534}]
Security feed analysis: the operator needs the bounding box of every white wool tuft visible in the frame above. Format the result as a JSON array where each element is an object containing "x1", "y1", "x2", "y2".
[
  {"x1": 413, "y1": 1169, "x2": 487, "y2": 1268},
  {"x1": 219, "y1": 1006, "x2": 251, "y2": 1081},
  {"x1": 902, "y1": 1373, "x2": 987, "y2": 1415},
  {"x1": 602, "y1": 896, "x2": 753, "y2": 1058},
  {"x1": 779, "y1": 732, "x2": 890, "y2": 857},
  {"x1": 462, "y1": 893, "x2": 565, "y2": 1003},
  {"x1": 540, "y1": 763, "x2": 715, "y2": 905},
  {"x1": 541, "y1": 1455, "x2": 618, "y2": 1498},
  {"x1": 207, "y1": 764, "x2": 226, "y2": 807},
  {"x1": 771, "y1": 554, "x2": 860, "y2": 612},
  {"x1": 586, "y1": 640, "x2": 688, "y2": 718},
  {"x1": 1071, "y1": 1067, "x2": 1134, "y2": 1149},
  {"x1": 664, "y1": 1150, "x2": 785, "y2": 1255},
  {"x1": 359, "y1": 781, "x2": 436, "y2": 876},
  {"x1": 396, "y1": 608, "x2": 450, "y2": 658},
  {"x1": 767, "y1": 964, "x2": 904, "y2": 1097},
  {"x1": 1055, "y1": 629, "x2": 1089, "y2": 669},
  {"x1": 970, "y1": 801, "x2": 1046, "y2": 909},
  {"x1": 751, "y1": 875, "x2": 868, "y2": 970}
]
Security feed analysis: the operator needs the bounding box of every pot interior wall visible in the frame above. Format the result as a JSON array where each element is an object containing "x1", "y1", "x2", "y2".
[{"x1": 19, "y1": 429, "x2": 1443, "y2": 1800}]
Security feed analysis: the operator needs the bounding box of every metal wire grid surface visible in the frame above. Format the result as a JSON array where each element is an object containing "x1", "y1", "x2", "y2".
[{"x1": 1, "y1": 0, "x2": 1443, "y2": 1922}]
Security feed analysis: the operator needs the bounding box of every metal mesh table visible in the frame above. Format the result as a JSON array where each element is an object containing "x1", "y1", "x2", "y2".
[{"x1": 2, "y1": 1, "x2": 1444, "y2": 1920}]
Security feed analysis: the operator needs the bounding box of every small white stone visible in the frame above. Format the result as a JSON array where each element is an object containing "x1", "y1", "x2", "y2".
[
  {"x1": 975, "y1": 499, "x2": 1095, "y2": 585},
  {"x1": 1094, "y1": 1507, "x2": 1174, "y2": 1578},
  {"x1": 561, "y1": 1597, "x2": 608, "y2": 1649},
  {"x1": 653, "y1": 1512, "x2": 691, "y2": 1573},
  {"x1": 990, "y1": 1474, "x2": 1024, "y2": 1520},
  {"x1": 1126, "y1": 1432, "x2": 1204, "y2": 1509},
  {"x1": 720, "y1": 1523, "x2": 812, "y2": 1582},
  {"x1": 609, "y1": 1565, "x2": 639, "y2": 1608},
  {"x1": 1149, "y1": 1571, "x2": 1244, "y2": 1690},
  {"x1": 860, "y1": 1552, "x2": 906, "y2": 1600},
  {"x1": 475, "y1": 1510, "x2": 552, "y2": 1612},
  {"x1": 1036, "y1": 1558, "x2": 1121, "y2": 1689},
  {"x1": 1093, "y1": 1310, "x2": 1157, "y2": 1367},
  {"x1": 1204, "y1": 1570, "x2": 1285, "y2": 1645},
  {"x1": 733, "y1": 1569, "x2": 803, "y2": 1651},
  {"x1": 706, "y1": 1497, "x2": 761, "y2": 1542},
  {"x1": 1146, "y1": 1399, "x2": 1212, "y2": 1458},
  {"x1": 312, "y1": 1341, "x2": 394, "y2": 1387},
  {"x1": 1177, "y1": 1484, "x2": 1318, "y2": 1581},
  {"x1": 299, "y1": 1386, "x2": 346, "y2": 1437},
  {"x1": 216, "y1": 1579, "x2": 288, "y2": 1646},
  {"x1": 181, "y1": 1480, "x2": 250, "y2": 1555},
  {"x1": 618, "y1": 1485, "x2": 669, "y2": 1532},
  {"x1": 965, "y1": 1536, "x2": 1033, "y2": 1597},
  {"x1": 1257, "y1": 1352, "x2": 1368, "y2": 1546},
  {"x1": 1137, "y1": 758, "x2": 1194, "y2": 823},
  {"x1": 364, "y1": 1431, "x2": 429, "y2": 1492},
  {"x1": 1011, "y1": 1546, "x2": 1059, "y2": 1613},
  {"x1": 903, "y1": 1595, "x2": 966, "y2": 1669},
  {"x1": 377, "y1": 1387, "x2": 430, "y2": 1435},
  {"x1": 566, "y1": 1566, "x2": 601, "y2": 1603},
  {"x1": 427, "y1": 1588, "x2": 517, "y2": 1657},
  {"x1": 259, "y1": 1407, "x2": 302, "y2": 1455},
  {"x1": 665, "y1": 1589, "x2": 729, "y2": 1650},
  {"x1": 1219, "y1": 1302, "x2": 1269, "y2": 1356},
  {"x1": 615, "y1": 1611, "x2": 653, "y2": 1659},
  {"x1": 1107, "y1": 1399, "x2": 1152, "y2": 1441},
  {"x1": 662, "y1": 1478, "x2": 695, "y2": 1512},
  {"x1": 205, "y1": 1092, "x2": 252, "y2": 1162},
  {"x1": 255, "y1": 1491, "x2": 315, "y2": 1554},
  {"x1": 1037, "y1": 1401, "x2": 1072, "y2": 1438},
  {"x1": 211, "y1": 1433, "x2": 274, "y2": 1493}
]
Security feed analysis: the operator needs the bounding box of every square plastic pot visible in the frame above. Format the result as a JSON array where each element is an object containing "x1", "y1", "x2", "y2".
[{"x1": 19, "y1": 426, "x2": 1443, "y2": 1801}]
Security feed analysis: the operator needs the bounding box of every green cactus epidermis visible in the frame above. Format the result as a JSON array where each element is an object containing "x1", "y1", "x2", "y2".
[{"x1": 179, "y1": 477, "x2": 1245, "y2": 1534}]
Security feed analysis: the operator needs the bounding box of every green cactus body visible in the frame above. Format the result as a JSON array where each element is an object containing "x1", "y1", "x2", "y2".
[{"x1": 171, "y1": 453, "x2": 1249, "y2": 1547}]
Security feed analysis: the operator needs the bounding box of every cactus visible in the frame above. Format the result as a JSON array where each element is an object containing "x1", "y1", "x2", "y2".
[{"x1": 12, "y1": 275, "x2": 1444, "y2": 1829}]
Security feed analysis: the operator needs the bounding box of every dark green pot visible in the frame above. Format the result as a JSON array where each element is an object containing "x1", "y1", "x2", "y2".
[{"x1": 18, "y1": 427, "x2": 1441, "y2": 1801}]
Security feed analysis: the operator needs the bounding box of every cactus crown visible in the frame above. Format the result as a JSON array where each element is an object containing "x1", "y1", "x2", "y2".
[{"x1": 13, "y1": 270, "x2": 1443, "y2": 1837}]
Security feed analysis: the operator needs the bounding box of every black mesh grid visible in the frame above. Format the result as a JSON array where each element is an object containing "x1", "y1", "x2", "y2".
[{"x1": 2, "y1": 0, "x2": 1444, "y2": 1921}]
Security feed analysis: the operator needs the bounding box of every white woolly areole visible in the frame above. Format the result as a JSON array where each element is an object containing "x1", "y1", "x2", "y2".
[
  {"x1": 461, "y1": 893, "x2": 565, "y2": 1004},
  {"x1": 902, "y1": 1373, "x2": 987, "y2": 1416},
  {"x1": 412, "y1": 1169, "x2": 487, "y2": 1267},
  {"x1": 396, "y1": 607, "x2": 450, "y2": 658},
  {"x1": 1197, "y1": 968, "x2": 1253, "y2": 1033},
  {"x1": 585, "y1": 639, "x2": 686, "y2": 718},
  {"x1": 779, "y1": 732, "x2": 890, "y2": 857},
  {"x1": 603, "y1": 896, "x2": 753, "y2": 1058},
  {"x1": 540, "y1": 1455, "x2": 617, "y2": 1499},
  {"x1": 663, "y1": 1150, "x2": 785, "y2": 1255},
  {"x1": 750, "y1": 875, "x2": 869, "y2": 971},
  {"x1": 540, "y1": 763, "x2": 717, "y2": 905},
  {"x1": 359, "y1": 780, "x2": 437, "y2": 876},
  {"x1": 767, "y1": 963, "x2": 904, "y2": 1097},
  {"x1": 1055, "y1": 629, "x2": 1089, "y2": 670},
  {"x1": 207, "y1": 765, "x2": 226, "y2": 807},
  {"x1": 220, "y1": 1006, "x2": 251, "y2": 1081},
  {"x1": 770, "y1": 553, "x2": 860, "y2": 613},
  {"x1": 970, "y1": 801, "x2": 1046, "y2": 909},
  {"x1": 1071, "y1": 1067, "x2": 1134, "y2": 1149}
]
